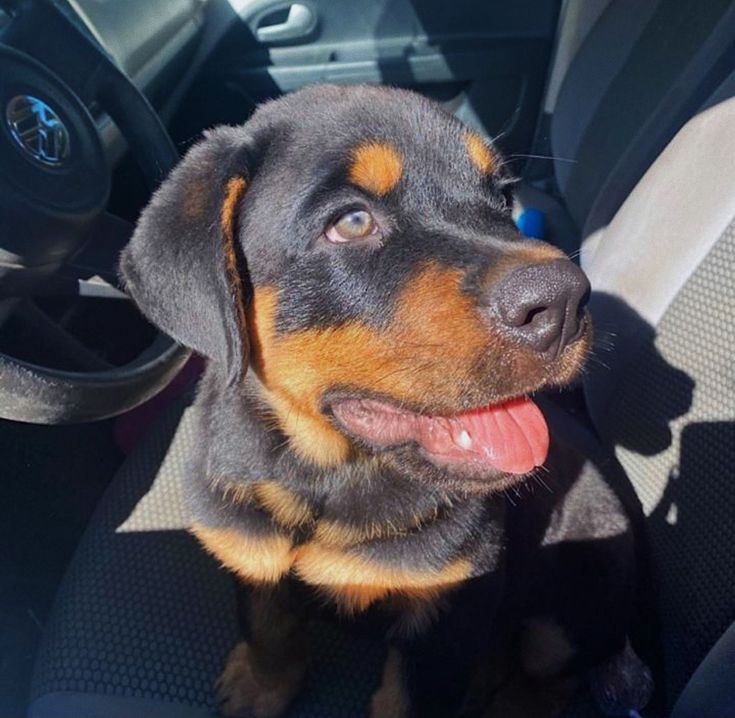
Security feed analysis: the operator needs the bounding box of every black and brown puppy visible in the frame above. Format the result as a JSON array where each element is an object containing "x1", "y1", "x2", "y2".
[{"x1": 120, "y1": 85, "x2": 651, "y2": 717}]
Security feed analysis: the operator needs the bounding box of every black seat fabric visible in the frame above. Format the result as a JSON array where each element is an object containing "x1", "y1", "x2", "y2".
[
  {"x1": 28, "y1": 397, "x2": 237, "y2": 718},
  {"x1": 27, "y1": 395, "x2": 387, "y2": 718}
]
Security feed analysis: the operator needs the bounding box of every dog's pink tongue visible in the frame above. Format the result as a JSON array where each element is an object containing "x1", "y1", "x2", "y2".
[
  {"x1": 417, "y1": 397, "x2": 549, "y2": 474},
  {"x1": 333, "y1": 396, "x2": 549, "y2": 475}
]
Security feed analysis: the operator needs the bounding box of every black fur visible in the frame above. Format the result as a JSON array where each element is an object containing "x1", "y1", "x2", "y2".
[{"x1": 120, "y1": 84, "x2": 651, "y2": 717}]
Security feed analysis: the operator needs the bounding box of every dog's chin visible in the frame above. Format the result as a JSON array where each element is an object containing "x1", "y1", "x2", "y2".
[
  {"x1": 326, "y1": 393, "x2": 550, "y2": 493},
  {"x1": 401, "y1": 446, "x2": 539, "y2": 495}
]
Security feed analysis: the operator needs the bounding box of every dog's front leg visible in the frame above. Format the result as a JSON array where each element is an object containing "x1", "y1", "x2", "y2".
[
  {"x1": 370, "y1": 573, "x2": 503, "y2": 718},
  {"x1": 370, "y1": 647, "x2": 411, "y2": 718},
  {"x1": 369, "y1": 639, "x2": 480, "y2": 718},
  {"x1": 217, "y1": 581, "x2": 308, "y2": 718}
]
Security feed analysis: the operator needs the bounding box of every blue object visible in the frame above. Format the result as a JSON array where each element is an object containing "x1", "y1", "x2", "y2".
[{"x1": 516, "y1": 207, "x2": 546, "y2": 239}]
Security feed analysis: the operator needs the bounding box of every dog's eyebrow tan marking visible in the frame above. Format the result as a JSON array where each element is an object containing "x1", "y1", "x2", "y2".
[
  {"x1": 348, "y1": 141, "x2": 403, "y2": 196},
  {"x1": 221, "y1": 176, "x2": 250, "y2": 357},
  {"x1": 464, "y1": 131, "x2": 496, "y2": 174}
]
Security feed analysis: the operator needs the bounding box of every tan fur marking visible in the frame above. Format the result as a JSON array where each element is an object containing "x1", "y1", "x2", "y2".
[
  {"x1": 248, "y1": 263, "x2": 489, "y2": 466},
  {"x1": 248, "y1": 250, "x2": 587, "y2": 468},
  {"x1": 253, "y1": 482, "x2": 314, "y2": 530},
  {"x1": 191, "y1": 523, "x2": 292, "y2": 584},
  {"x1": 221, "y1": 176, "x2": 248, "y2": 239},
  {"x1": 291, "y1": 542, "x2": 472, "y2": 613},
  {"x1": 256, "y1": 382, "x2": 351, "y2": 467},
  {"x1": 370, "y1": 649, "x2": 410, "y2": 718},
  {"x1": 313, "y1": 518, "x2": 399, "y2": 546},
  {"x1": 206, "y1": 479, "x2": 313, "y2": 530},
  {"x1": 221, "y1": 176, "x2": 249, "y2": 356},
  {"x1": 192, "y1": 521, "x2": 471, "y2": 613},
  {"x1": 348, "y1": 141, "x2": 403, "y2": 196},
  {"x1": 464, "y1": 132, "x2": 497, "y2": 174},
  {"x1": 314, "y1": 501, "x2": 440, "y2": 547},
  {"x1": 209, "y1": 476, "x2": 255, "y2": 506},
  {"x1": 317, "y1": 584, "x2": 390, "y2": 614}
]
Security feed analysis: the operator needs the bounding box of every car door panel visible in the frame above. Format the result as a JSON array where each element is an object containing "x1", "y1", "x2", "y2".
[{"x1": 174, "y1": 0, "x2": 560, "y2": 158}]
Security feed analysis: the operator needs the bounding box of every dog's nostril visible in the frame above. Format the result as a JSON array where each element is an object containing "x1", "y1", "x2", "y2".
[
  {"x1": 520, "y1": 306, "x2": 548, "y2": 328},
  {"x1": 489, "y1": 259, "x2": 590, "y2": 356}
]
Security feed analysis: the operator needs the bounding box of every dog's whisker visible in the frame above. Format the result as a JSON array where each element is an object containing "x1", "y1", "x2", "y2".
[
  {"x1": 508, "y1": 153, "x2": 578, "y2": 164},
  {"x1": 587, "y1": 355, "x2": 612, "y2": 371},
  {"x1": 503, "y1": 488, "x2": 517, "y2": 507},
  {"x1": 368, "y1": 362, "x2": 436, "y2": 387},
  {"x1": 591, "y1": 341, "x2": 616, "y2": 354}
]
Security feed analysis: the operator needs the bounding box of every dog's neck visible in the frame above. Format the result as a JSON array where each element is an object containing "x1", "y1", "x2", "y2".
[
  {"x1": 189, "y1": 365, "x2": 497, "y2": 534},
  {"x1": 185, "y1": 364, "x2": 508, "y2": 603}
]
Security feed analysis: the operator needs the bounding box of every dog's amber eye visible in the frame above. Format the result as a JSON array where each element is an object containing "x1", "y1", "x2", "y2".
[{"x1": 326, "y1": 210, "x2": 378, "y2": 243}]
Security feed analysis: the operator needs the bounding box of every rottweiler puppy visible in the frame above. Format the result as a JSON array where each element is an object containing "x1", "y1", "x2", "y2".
[{"x1": 120, "y1": 85, "x2": 652, "y2": 717}]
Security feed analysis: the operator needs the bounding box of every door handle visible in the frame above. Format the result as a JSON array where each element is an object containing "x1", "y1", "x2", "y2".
[{"x1": 256, "y1": 3, "x2": 315, "y2": 43}]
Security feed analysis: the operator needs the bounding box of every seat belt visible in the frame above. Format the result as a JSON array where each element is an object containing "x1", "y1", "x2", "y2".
[{"x1": 670, "y1": 621, "x2": 735, "y2": 718}]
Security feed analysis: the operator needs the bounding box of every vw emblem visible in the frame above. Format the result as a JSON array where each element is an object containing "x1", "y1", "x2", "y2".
[{"x1": 5, "y1": 94, "x2": 71, "y2": 167}]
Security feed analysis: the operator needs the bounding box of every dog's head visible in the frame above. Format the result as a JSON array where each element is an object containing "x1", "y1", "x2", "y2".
[{"x1": 121, "y1": 85, "x2": 591, "y2": 493}]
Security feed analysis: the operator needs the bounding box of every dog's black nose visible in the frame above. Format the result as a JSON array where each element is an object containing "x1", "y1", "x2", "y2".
[{"x1": 488, "y1": 259, "x2": 590, "y2": 357}]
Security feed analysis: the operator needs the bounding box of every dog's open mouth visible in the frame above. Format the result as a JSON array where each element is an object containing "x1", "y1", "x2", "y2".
[{"x1": 330, "y1": 396, "x2": 549, "y2": 475}]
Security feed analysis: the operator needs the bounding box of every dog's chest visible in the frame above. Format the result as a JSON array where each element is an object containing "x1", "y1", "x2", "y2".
[{"x1": 191, "y1": 475, "x2": 502, "y2": 614}]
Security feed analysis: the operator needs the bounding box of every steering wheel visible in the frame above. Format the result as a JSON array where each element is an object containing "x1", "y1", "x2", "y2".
[{"x1": 0, "y1": 0, "x2": 190, "y2": 423}]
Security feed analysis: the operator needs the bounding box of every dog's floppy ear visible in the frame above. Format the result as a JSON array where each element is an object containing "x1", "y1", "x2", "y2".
[{"x1": 120, "y1": 126, "x2": 258, "y2": 383}]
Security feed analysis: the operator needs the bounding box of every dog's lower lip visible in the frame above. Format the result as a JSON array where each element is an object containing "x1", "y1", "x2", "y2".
[{"x1": 329, "y1": 395, "x2": 549, "y2": 476}]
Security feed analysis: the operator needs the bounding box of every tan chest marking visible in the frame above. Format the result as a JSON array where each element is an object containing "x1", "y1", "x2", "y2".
[
  {"x1": 198, "y1": 480, "x2": 469, "y2": 611},
  {"x1": 192, "y1": 523, "x2": 293, "y2": 584},
  {"x1": 291, "y1": 541, "x2": 472, "y2": 614},
  {"x1": 191, "y1": 520, "x2": 472, "y2": 612}
]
